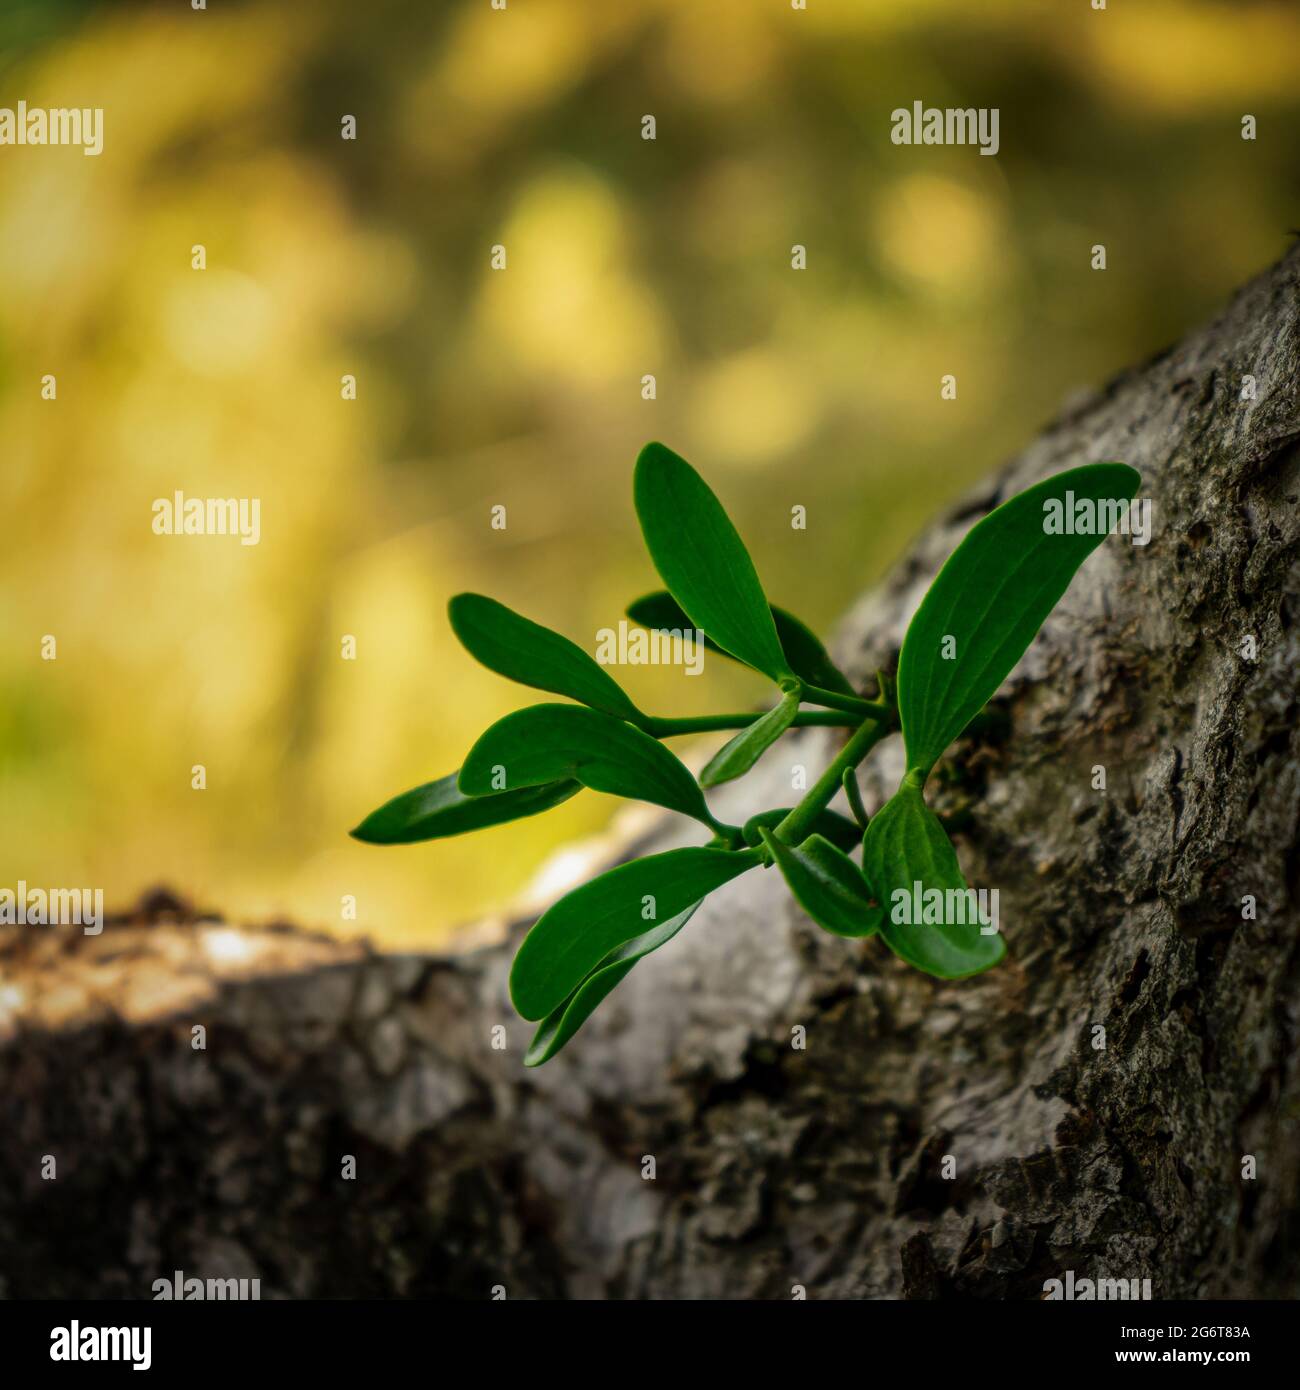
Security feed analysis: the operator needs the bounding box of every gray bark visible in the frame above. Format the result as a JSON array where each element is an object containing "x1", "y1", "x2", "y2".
[{"x1": 3, "y1": 249, "x2": 1299, "y2": 1300}]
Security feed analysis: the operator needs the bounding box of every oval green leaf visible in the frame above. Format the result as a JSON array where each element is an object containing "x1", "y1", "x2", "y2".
[
  {"x1": 861, "y1": 777, "x2": 1004, "y2": 978},
  {"x1": 350, "y1": 772, "x2": 580, "y2": 844},
  {"x1": 510, "y1": 845, "x2": 762, "y2": 1020},
  {"x1": 897, "y1": 462, "x2": 1141, "y2": 779},
  {"x1": 699, "y1": 689, "x2": 799, "y2": 787},
  {"x1": 632, "y1": 443, "x2": 794, "y2": 683},
  {"x1": 459, "y1": 703, "x2": 717, "y2": 828},
  {"x1": 742, "y1": 805, "x2": 862, "y2": 853},
  {"x1": 627, "y1": 589, "x2": 854, "y2": 695},
  {"x1": 449, "y1": 592, "x2": 642, "y2": 722},
  {"x1": 524, "y1": 902, "x2": 700, "y2": 1067},
  {"x1": 759, "y1": 828, "x2": 882, "y2": 939}
]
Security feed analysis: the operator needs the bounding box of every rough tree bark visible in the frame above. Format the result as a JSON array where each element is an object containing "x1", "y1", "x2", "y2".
[{"x1": 3, "y1": 250, "x2": 1298, "y2": 1301}]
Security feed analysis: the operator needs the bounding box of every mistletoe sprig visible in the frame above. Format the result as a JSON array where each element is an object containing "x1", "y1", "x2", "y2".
[{"x1": 353, "y1": 443, "x2": 1139, "y2": 1065}]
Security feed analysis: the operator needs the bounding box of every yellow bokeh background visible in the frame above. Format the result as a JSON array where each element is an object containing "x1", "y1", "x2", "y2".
[{"x1": 2, "y1": 0, "x2": 1297, "y2": 944}]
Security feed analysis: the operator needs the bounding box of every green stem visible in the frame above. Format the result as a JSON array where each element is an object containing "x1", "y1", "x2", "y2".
[
  {"x1": 842, "y1": 766, "x2": 869, "y2": 829},
  {"x1": 644, "y1": 709, "x2": 857, "y2": 737},
  {"x1": 799, "y1": 684, "x2": 889, "y2": 720},
  {"x1": 705, "y1": 820, "x2": 746, "y2": 849},
  {"x1": 774, "y1": 718, "x2": 890, "y2": 845}
]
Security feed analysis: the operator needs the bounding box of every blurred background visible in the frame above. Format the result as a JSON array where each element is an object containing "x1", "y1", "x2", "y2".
[{"x1": 1, "y1": 0, "x2": 1297, "y2": 946}]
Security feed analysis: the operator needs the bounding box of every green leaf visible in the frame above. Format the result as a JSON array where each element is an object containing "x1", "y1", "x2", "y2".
[
  {"x1": 768, "y1": 607, "x2": 856, "y2": 696},
  {"x1": 632, "y1": 443, "x2": 794, "y2": 684},
  {"x1": 861, "y1": 777, "x2": 1004, "y2": 978},
  {"x1": 524, "y1": 903, "x2": 700, "y2": 1066},
  {"x1": 742, "y1": 805, "x2": 862, "y2": 853},
  {"x1": 350, "y1": 772, "x2": 579, "y2": 844},
  {"x1": 897, "y1": 462, "x2": 1141, "y2": 779},
  {"x1": 759, "y1": 828, "x2": 882, "y2": 939},
  {"x1": 699, "y1": 689, "x2": 799, "y2": 787},
  {"x1": 459, "y1": 703, "x2": 718, "y2": 828},
  {"x1": 627, "y1": 589, "x2": 854, "y2": 695},
  {"x1": 510, "y1": 846, "x2": 762, "y2": 1020},
  {"x1": 448, "y1": 592, "x2": 642, "y2": 722}
]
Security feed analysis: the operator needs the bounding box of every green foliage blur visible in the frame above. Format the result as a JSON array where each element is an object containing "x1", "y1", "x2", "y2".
[{"x1": 2, "y1": 0, "x2": 1298, "y2": 944}]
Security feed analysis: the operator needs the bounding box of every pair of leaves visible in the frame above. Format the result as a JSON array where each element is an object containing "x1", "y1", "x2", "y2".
[
  {"x1": 521, "y1": 785, "x2": 867, "y2": 1061},
  {"x1": 355, "y1": 596, "x2": 649, "y2": 848},
  {"x1": 633, "y1": 443, "x2": 799, "y2": 685},
  {"x1": 632, "y1": 442, "x2": 858, "y2": 786},
  {"x1": 525, "y1": 902, "x2": 700, "y2": 1066},
  {"x1": 626, "y1": 590, "x2": 854, "y2": 697},
  {"x1": 460, "y1": 703, "x2": 719, "y2": 830},
  {"x1": 351, "y1": 772, "x2": 579, "y2": 844},
  {"x1": 760, "y1": 779, "x2": 1002, "y2": 975},
  {"x1": 854, "y1": 460, "x2": 1140, "y2": 976},
  {"x1": 760, "y1": 828, "x2": 882, "y2": 939},
  {"x1": 897, "y1": 462, "x2": 1140, "y2": 780},
  {"x1": 510, "y1": 845, "x2": 762, "y2": 1021}
]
